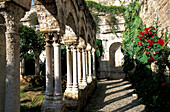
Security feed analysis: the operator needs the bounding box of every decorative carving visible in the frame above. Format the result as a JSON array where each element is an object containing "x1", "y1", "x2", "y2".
[
  {"x1": 35, "y1": 4, "x2": 60, "y2": 32},
  {"x1": 0, "y1": 3, "x2": 25, "y2": 33},
  {"x1": 62, "y1": 25, "x2": 78, "y2": 44}
]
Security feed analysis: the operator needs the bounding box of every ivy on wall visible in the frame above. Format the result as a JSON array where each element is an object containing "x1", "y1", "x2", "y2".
[{"x1": 85, "y1": 0, "x2": 125, "y2": 34}]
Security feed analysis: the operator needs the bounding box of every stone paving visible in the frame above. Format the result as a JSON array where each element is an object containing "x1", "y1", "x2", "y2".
[{"x1": 83, "y1": 79, "x2": 146, "y2": 112}]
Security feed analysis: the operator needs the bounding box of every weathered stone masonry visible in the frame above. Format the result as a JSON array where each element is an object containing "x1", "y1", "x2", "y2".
[{"x1": 140, "y1": 0, "x2": 170, "y2": 43}]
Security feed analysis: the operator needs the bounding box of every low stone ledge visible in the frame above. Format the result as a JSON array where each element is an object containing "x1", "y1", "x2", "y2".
[{"x1": 63, "y1": 79, "x2": 97, "y2": 112}]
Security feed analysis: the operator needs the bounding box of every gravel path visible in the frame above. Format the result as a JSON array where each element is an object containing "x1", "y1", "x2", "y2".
[{"x1": 83, "y1": 79, "x2": 146, "y2": 112}]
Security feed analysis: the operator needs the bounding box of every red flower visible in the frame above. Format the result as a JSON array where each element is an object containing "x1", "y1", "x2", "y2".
[
  {"x1": 139, "y1": 37, "x2": 142, "y2": 40},
  {"x1": 151, "y1": 34, "x2": 155, "y2": 38},
  {"x1": 149, "y1": 31, "x2": 152, "y2": 35},
  {"x1": 158, "y1": 38, "x2": 165, "y2": 46},
  {"x1": 137, "y1": 42, "x2": 140, "y2": 45},
  {"x1": 146, "y1": 51, "x2": 150, "y2": 54},
  {"x1": 153, "y1": 54, "x2": 156, "y2": 56},
  {"x1": 142, "y1": 36, "x2": 146, "y2": 39},
  {"x1": 148, "y1": 57, "x2": 156, "y2": 63},
  {"x1": 161, "y1": 82, "x2": 166, "y2": 86},
  {"x1": 147, "y1": 39, "x2": 153, "y2": 46},
  {"x1": 140, "y1": 42, "x2": 143, "y2": 45},
  {"x1": 155, "y1": 51, "x2": 158, "y2": 54},
  {"x1": 137, "y1": 35, "x2": 139, "y2": 37},
  {"x1": 140, "y1": 31, "x2": 145, "y2": 35},
  {"x1": 147, "y1": 46, "x2": 150, "y2": 48},
  {"x1": 144, "y1": 28, "x2": 149, "y2": 33}
]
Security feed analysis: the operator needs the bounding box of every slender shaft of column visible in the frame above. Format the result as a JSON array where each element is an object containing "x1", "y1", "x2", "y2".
[
  {"x1": 72, "y1": 45, "x2": 78, "y2": 92},
  {"x1": 92, "y1": 49, "x2": 96, "y2": 79},
  {"x1": 88, "y1": 50, "x2": 92, "y2": 81},
  {"x1": 86, "y1": 51, "x2": 88, "y2": 77},
  {"x1": 77, "y1": 48, "x2": 82, "y2": 84},
  {"x1": 82, "y1": 48, "x2": 87, "y2": 85},
  {"x1": 65, "y1": 45, "x2": 72, "y2": 92},
  {"x1": 0, "y1": 24, "x2": 6, "y2": 112},
  {"x1": 45, "y1": 34, "x2": 53, "y2": 99},
  {"x1": 53, "y1": 38, "x2": 62, "y2": 100}
]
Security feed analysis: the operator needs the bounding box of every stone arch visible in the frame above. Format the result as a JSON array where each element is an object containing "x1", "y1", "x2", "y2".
[
  {"x1": 79, "y1": 11, "x2": 87, "y2": 31},
  {"x1": 87, "y1": 34, "x2": 91, "y2": 46},
  {"x1": 0, "y1": 14, "x2": 6, "y2": 112},
  {"x1": 65, "y1": 0, "x2": 78, "y2": 35},
  {"x1": 86, "y1": 26, "x2": 92, "y2": 45},
  {"x1": 109, "y1": 42, "x2": 123, "y2": 67},
  {"x1": 66, "y1": 13, "x2": 77, "y2": 34},
  {"x1": 79, "y1": 27, "x2": 86, "y2": 44}
]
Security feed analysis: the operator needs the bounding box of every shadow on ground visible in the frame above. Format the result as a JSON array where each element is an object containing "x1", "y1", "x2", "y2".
[{"x1": 82, "y1": 79, "x2": 146, "y2": 112}]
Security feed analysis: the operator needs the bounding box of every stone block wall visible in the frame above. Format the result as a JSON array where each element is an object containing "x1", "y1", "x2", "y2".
[
  {"x1": 139, "y1": 0, "x2": 170, "y2": 41},
  {"x1": 64, "y1": 80, "x2": 97, "y2": 112}
]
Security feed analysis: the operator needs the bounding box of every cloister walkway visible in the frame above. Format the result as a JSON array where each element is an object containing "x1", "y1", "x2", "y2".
[{"x1": 83, "y1": 79, "x2": 146, "y2": 112}]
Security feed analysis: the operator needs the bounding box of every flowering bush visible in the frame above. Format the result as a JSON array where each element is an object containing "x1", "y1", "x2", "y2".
[
  {"x1": 121, "y1": 1, "x2": 170, "y2": 111},
  {"x1": 135, "y1": 26, "x2": 167, "y2": 64}
]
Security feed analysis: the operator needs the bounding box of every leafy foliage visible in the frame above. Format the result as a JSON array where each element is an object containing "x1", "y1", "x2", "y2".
[
  {"x1": 19, "y1": 24, "x2": 45, "y2": 57},
  {"x1": 96, "y1": 39, "x2": 103, "y2": 57}
]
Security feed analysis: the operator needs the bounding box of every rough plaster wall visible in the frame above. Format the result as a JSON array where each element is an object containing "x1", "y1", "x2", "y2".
[{"x1": 140, "y1": 0, "x2": 170, "y2": 42}]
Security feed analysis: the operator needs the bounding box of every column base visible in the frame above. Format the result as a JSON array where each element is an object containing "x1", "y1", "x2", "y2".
[
  {"x1": 63, "y1": 92, "x2": 79, "y2": 100},
  {"x1": 87, "y1": 76, "x2": 92, "y2": 83},
  {"x1": 79, "y1": 81, "x2": 87, "y2": 88},
  {"x1": 65, "y1": 87, "x2": 72, "y2": 93},
  {"x1": 41, "y1": 100, "x2": 66, "y2": 112}
]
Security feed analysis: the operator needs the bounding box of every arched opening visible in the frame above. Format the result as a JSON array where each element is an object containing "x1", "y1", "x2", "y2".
[
  {"x1": 109, "y1": 42, "x2": 123, "y2": 67},
  {"x1": 80, "y1": 27, "x2": 86, "y2": 42},
  {"x1": 66, "y1": 13, "x2": 77, "y2": 35},
  {"x1": 0, "y1": 14, "x2": 6, "y2": 112}
]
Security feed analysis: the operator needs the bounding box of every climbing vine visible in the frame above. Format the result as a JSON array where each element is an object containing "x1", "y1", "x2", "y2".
[{"x1": 85, "y1": 0, "x2": 125, "y2": 33}]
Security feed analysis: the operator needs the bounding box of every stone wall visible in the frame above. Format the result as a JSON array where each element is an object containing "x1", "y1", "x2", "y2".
[
  {"x1": 88, "y1": 0, "x2": 131, "y2": 79},
  {"x1": 139, "y1": 0, "x2": 170, "y2": 42},
  {"x1": 63, "y1": 80, "x2": 97, "y2": 112}
]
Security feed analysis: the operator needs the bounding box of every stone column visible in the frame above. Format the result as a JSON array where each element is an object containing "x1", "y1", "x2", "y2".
[
  {"x1": 81, "y1": 48, "x2": 87, "y2": 86},
  {"x1": 72, "y1": 45, "x2": 79, "y2": 92},
  {"x1": 53, "y1": 33, "x2": 62, "y2": 100},
  {"x1": 44, "y1": 34, "x2": 53, "y2": 100},
  {"x1": 86, "y1": 50, "x2": 88, "y2": 77},
  {"x1": 65, "y1": 45, "x2": 73, "y2": 92},
  {"x1": 35, "y1": 50, "x2": 40, "y2": 76},
  {"x1": 88, "y1": 49, "x2": 92, "y2": 82},
  {"x1": 20, "y1": 58, "x2": 25, "y2": 76},
  {"x1": 4, "y1": 3, "x2": 25, "y2": 112},
  {"x1": 77, "y1": 48, "x2": 82, "y2": 85},
  {"x1": 0, "y1": 16, "x2": 6, "y2": 112},
  {"x1": 92, "y1": 49, "x2": 96, "y2": 79}
]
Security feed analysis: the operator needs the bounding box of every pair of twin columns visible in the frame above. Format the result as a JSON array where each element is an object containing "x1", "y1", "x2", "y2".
[{"x1": 44, "y1": 33, "x2": 96, "y2": 101}]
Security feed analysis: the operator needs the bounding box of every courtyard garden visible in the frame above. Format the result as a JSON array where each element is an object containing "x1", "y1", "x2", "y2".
[{"x1": 17, "y1": 0, "x2": 169, "y2": 112}]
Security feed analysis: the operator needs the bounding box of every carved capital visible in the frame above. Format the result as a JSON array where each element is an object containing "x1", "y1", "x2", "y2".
[
  {"x1": 92, "y1": 48, "x2": 96, "y2": 53},
  {"x1": 44, "y1": 33, "x2": 53, "y2": 47},
  {"x1": 77, "y1": 47, "x2": 82, "y2": 52},
  {"x1": 3, "y1": 3, "x2": 25, "y2": 33},
  {"x1": 53, "y1": 32, "x2": 60, "y2": 44}
]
